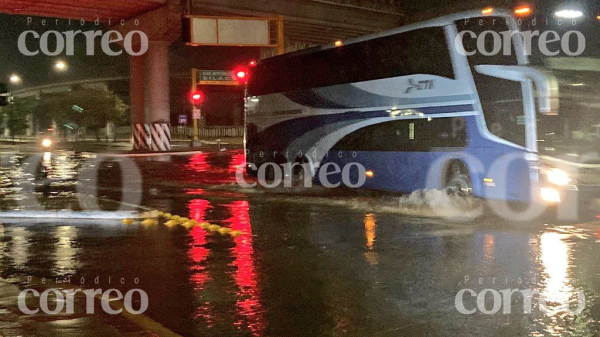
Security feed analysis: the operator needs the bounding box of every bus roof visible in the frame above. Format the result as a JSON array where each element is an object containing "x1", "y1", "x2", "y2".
[{"x1": 258, "y1": 9, "x2": 515, "y2": 65}]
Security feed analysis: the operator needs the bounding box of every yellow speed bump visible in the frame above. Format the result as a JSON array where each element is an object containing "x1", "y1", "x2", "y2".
[
  {"x1": 141, "y1": 218, "x2": 158, "y2": 226},
  {"x1": 208, "y1": 224, "x2": 221, "y2": 232},
  {"x1": 182, "y1": 220, "x2": 197, "y2": 229},
  {"x1": 153, "y1": 210, "x2": 244, "y2": 239},
  {"x1": 122, "y1": 218, "x2": 135, "y2": 225},
  {"x1": 164, "y1": 220, "x2": 179, "y2": 227},
  {"x1": 218, "y1": 227, "x2": 231, "y2": 235}
]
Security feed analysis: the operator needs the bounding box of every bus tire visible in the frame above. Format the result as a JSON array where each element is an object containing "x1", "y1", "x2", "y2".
[{"x1": 444, "y1": 160, "x2": 473, "y2": 197}]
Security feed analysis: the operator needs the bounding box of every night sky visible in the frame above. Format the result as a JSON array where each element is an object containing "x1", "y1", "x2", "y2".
[
  {"x1": 0, "y1": 13, "x2": 260, "y2": 89},
  {"x1": 0, "y1": 0, "x2": 599, "y2": 89}
]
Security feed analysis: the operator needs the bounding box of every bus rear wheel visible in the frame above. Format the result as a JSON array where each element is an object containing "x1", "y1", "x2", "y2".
[{"x1": 445, "y1": 161, "x2": 473, "y2": 197}]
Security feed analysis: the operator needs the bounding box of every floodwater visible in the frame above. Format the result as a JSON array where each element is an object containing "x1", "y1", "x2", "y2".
[{"x1": 1, "y1": 150, "x2": 600, "y2": 336}]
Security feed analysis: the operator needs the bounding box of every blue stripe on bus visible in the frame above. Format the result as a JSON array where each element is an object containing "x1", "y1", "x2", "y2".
[
  {"x1": 282, "y1": 85, "x2": 474, "y2": 109},
  {"x1": 248, "y1": 104, "x2": 476, "y2": 151}
]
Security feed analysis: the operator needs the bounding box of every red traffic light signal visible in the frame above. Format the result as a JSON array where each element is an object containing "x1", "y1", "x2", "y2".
[
  {"x1": 232, "y1": 66, "x2": 249, "y2": 84},
  {"x1": 190, "y1": 91, "x2": 205, "y2": 104}
]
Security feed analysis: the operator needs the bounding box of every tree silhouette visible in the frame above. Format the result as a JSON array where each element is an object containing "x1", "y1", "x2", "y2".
[
  {"x1": 36, "y1": 88, "x2": 128, "y2": 141},
  {"x1": 6, "y1": 97, "x2": 37, "y2": 140}
]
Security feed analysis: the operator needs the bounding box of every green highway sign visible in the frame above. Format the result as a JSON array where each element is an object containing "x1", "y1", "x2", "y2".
[{"x1": 196, "y1": 70, "x2": 239, "y2": 86}]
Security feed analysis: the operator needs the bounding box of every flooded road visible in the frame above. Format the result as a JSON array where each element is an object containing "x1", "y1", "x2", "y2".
[{"x1": 1, "y1": 150, "x2": 600, "y2": 336}]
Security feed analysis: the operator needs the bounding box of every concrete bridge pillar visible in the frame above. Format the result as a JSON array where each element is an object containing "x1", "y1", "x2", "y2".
[
  {"x1": 118, "y1": 3, "x2": 181, "y2": 152},
  {"x1": 130, "y1": 41, "x2": 172, "y2": 151},
  {"x1": 147, "y1": 42, "x2": 171, "y2": 124},
  {"x1": 129, "y1": 54, "x2": 146, "y2": 126}
]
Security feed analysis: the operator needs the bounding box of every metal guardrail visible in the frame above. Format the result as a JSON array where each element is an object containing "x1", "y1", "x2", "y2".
[
  {"x1": 171, "y1": 126, "x2": 244, "y2": 138},
  {"x1": 110, "y1": 125, "x2": 244, "y2": 138}
]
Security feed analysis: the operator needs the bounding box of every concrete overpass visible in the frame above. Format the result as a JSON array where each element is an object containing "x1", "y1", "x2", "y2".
[
  {"x1": 11, "y1": 77, "x2": 128, "y2": 99},
  {"x1": 0, "y1": 0, "x2": 405, "y2": 151}
]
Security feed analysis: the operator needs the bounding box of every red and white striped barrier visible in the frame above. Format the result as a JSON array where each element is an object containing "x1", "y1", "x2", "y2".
[{"x1": 133, "y1": 123, "x2": 171, "y2": 152}]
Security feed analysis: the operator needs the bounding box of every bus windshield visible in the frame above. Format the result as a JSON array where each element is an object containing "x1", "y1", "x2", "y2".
[
  {"x1": 537, "y1": 64, "x2": 600, "y2": 162},
  {"x1": 521, "y1": 19, "x2": 600, "y2": 161}
]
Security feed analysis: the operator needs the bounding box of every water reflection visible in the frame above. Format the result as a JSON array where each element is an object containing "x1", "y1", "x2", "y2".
[
  {"x1": 0, "y1": 225, "x2": 81, "y2": 277},
  {"x1": 0, "y1": 152, "x2": 89, "y2": 210},
  {"x1": 483, "y1": 234, "x2": 495, "y2": 262},
  {"x1": 364, "y1": 214, "x2": 376, "y2": 250},
  {"x1": 183, "y1": 198, "x2": 265, "y2": 335},
  {"x1": 226, "y1": 200, "x2": 265, "y2": 336},
  {"x1": 228, "y1": 153, "x2": 245, "y2": 174},
  {"x1": 187, "y1": 153, "x2": 209, "y2": 173},
  {"x1": 10, "y1": 226, "x2": 30, "y2": 271},
  {"x1": 540, "y1": 232, "x2": 573, "y2": 315},
  {"x1": 53, "y1": 226, "x2": 80, "y2": 275},
  {"x1": 184, "y1": 152, "x2": 246, "y2": 185},
  {"x1": 0, "y1": 225, "x2": 30, "y2": 275},
  {"x1": 363, "y1": 214, "x2": 379, "y2": 266},
  {"x1": 188, "y1": 198, "x2": 215, "y2": 325}
]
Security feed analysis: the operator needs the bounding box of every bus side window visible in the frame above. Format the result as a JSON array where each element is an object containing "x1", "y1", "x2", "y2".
[
  {"x1": 249, "y1": 27, "x2": 454, "y2": 96},
  {"x1": 332, "y1": 117, "x2": 467, "y2": 152}
]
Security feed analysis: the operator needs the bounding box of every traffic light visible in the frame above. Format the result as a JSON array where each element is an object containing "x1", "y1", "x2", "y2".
[
  {"x1": 189, "y1": 90, "x2": 205, "y2": 105},
  {"x1": 232, "y1": 66, "x2": 249, "y2": 84}
]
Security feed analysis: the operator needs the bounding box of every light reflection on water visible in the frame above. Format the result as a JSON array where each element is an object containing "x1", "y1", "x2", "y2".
[
  {"x1": 364, "y1": 213, "x2": 376, "y2": 250},
  {"x1": 54, "y1": 226, "x2": 80, "y2": 276},
  {"x1": 0, "y1": 150, "x2": 599, "y2": 335},
  {"x1": 536, "y1": 231, "x2": 589, "y2": 336},
  {"x1": 9, "y1": 226, "x2": 30, "y2": 271},
  {"x1": 0, "y1": 205, "x2": 598, "y2": 336},
  {"x1": 188, "y1": 198, "x2": 214, "y2": 325},
  {"x1": 363, "y1": 213, "x2": 379, "y2": 266},
  {"x1": 540, "y1": 232, "x2": 572, "y2": 308},
  {"x1": 225, "y1": 200, "x2": 265, "y2": 336},
  {"x1": 0, "y1": 152, "x2": 90, "y2": 209},
  {"x1": 185, "y1": 198, "x2": 265, "y2": 335},
  {"x1": 483, "y1": 234, "x2": 495, "y2": 262}
]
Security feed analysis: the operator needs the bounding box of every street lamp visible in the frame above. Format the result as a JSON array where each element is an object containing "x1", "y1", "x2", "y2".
[
  {"x1": 54, "y1": 60, "x2": 67, "y2": 71},
  {"x1": 9, "y1": 74, "x2": 22, "y2": 84},
  {"x1": 555, "y1": 9, "x2": 584, "y2": 19}
]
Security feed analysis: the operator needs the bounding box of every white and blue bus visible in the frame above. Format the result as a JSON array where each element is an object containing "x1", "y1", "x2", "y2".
[{"x1": 245, "y1": 9, "x2": 599, "y2": 205}]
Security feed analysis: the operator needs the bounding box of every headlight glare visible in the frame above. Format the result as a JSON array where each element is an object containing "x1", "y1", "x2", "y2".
[{"x1": 546, "y1": 168, "x2": 570, "y2": 186}]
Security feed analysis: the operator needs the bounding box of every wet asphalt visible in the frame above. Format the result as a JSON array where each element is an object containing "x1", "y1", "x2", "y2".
[{"x1": 1, "y1": 149, "x2": 600, "y2": 336}]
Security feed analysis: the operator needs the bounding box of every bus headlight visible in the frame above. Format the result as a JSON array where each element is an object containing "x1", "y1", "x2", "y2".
[
  {"x1": 540, "y1": 187, "x2": 561, "y2": 203},
  {"x1": 546, "y1": 168, "x2": 570, "y2": 186}
]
